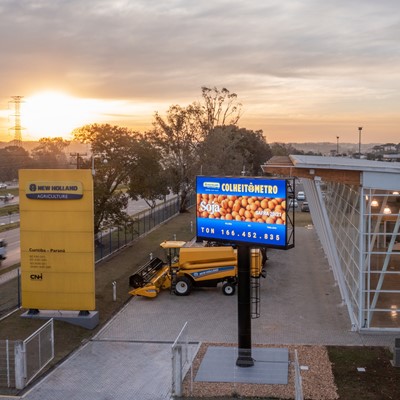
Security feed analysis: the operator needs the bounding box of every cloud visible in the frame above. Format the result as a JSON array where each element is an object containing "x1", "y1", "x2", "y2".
[{"x1": 1, "y1": 0, "x2": 400, "y2": 142}]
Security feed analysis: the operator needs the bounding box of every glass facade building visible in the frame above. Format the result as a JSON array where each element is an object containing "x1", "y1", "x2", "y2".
[{"x1": 263, "y1": 155, "x2": 400, "y2": 331}]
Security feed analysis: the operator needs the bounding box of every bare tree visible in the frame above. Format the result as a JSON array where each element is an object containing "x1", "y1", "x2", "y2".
[{"x1": 200, "y1": 86, "x2": 242, "y2": 134}]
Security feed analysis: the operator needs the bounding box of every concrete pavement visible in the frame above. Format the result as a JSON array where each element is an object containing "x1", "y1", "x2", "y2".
[{"x1": 4, "y1": 226, "x2": 399, "y2": 399}]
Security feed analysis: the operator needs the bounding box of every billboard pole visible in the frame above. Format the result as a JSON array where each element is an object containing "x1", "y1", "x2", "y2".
[{"x1": 236, "y1": 244, "x2": 254, "y2": 367}]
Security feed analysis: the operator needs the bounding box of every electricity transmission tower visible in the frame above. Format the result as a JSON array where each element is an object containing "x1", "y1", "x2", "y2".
[{"x1": 9, "y1": 96, "x2": 24, "y2": 147}]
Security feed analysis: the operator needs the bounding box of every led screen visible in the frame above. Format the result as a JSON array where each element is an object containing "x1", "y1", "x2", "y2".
[{"x1": 196, "y1": 176, "x2": 290, "y2": 248}]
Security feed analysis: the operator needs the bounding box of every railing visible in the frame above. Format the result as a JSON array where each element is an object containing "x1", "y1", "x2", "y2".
[
  {"x1": 0, "y1": 340, "x2": 17, "y2": 388},
  {"x1": 95, "y1": 194, "x2": 195, "y2": 262},
  {"x1": 171, "y1": 322, "x2": 192, "y2": 397},
  {"x1": 0, "y1": 268, "x2": 21, "y2": 319},
  {"x1": 0, "y1": 319, "x2": 54, "y2": 390},
  {"x1": 0, "y1": 193, "x2": 195, "y2": 318}
]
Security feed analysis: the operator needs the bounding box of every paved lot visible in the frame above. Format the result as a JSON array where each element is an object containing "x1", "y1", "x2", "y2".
[{"x1": 9, "y1": 227, "x2": 398, "y2": 400}]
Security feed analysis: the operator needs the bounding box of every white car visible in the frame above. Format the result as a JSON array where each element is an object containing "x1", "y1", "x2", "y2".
[
  {"x1": 0, "y1": 183, "x2": 7, "y2": 189},
  {"x1": 297, "y1": 191, "x2": 306, "y2": 201},
  {"x1": 0, "y1": 193, "x2": 14, "y2": 202},
  {"x1": 288, "y1": 199, "x2": 298, "y2": 208}
]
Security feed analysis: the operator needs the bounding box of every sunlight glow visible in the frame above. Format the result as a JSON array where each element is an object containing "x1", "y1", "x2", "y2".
[
  {"x1": 22, "y1": 91, "x2": 105, "y2": 139},
  {"x1": 19, "y1": 91, "x2": 159, "y2": 140}
]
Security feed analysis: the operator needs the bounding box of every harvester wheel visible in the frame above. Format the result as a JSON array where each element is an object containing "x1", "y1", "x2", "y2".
[
  {"x1": 222, "y1": 282, "x2": 235, "y2": 296},
  {"x1": 174, "y1": 276, "x2": 192, "y2": 296}
]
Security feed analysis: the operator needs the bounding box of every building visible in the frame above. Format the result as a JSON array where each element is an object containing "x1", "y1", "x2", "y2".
[{"x1": 262, "y1": 155, "x2": 400, "y2": 332}]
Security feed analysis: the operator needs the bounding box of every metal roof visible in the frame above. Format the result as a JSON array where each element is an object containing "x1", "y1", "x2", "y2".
[{"x1": 289, "y1": 155, "x2": 400, "y2": 174}]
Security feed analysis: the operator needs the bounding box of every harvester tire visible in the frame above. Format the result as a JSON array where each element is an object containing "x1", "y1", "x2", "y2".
[
  {"x1": 222, "y1": 282, "x2": 235, "y2": 296},
  {"x1": 175, "y1": 277, "x2": 192, "y2": 296}
]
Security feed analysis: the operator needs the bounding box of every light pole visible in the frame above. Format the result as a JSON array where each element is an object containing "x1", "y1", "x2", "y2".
[
  {"x1": 91, "y1": 152, "x2": 107, "y2": 176},
  {"x1": 358, "y1": 127, "x2": 362, "y2": 158},
  {"x1": 336, "y1": 136, "x2": 339, "y2": 155}
]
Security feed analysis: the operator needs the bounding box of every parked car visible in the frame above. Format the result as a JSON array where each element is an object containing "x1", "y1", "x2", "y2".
[
  {"x1": 0, "y1": 183, "x2": 7, "y2": 189},
  {"x1": 301, "y1": 201, "x2": 310, "y2": 212},
  {"x1": 296, "y1": 191, "x2": 306, "y2": 201}
]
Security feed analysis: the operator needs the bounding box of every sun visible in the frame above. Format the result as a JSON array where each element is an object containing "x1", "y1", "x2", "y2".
[{"x1": 22, "y1": 91, "x2": 100, "y2": 140}]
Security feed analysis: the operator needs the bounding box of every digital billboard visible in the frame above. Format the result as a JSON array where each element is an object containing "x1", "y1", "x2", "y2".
[
  {"x1": 196, "y1": 176, "x2": 294, "y2": 249},
  {"x1": 19, "y1": 169, "x2": 95, "y2": 311}
]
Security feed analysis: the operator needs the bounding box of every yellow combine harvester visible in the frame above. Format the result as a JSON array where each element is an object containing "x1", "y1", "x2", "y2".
[{"x1": 129, "y1": 240, "x2": 265, "y2": 298}]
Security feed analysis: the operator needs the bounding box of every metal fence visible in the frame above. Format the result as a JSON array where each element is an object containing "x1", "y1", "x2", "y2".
[
  {"x1": 0, "y1": 193, "x2": 195, "y2": 318},
  {"x1": 0, "y1": 268, "x2": 20, "y2": 319},
  {"x1": 0, "y1": 319, "x2": 54, "y2": 390},
  {"x1": 0, "y1": 340, "x2": 17, "y2": 388},
  {"x1": 95, "y1": 194, "x2": 195, "y2": 262},
  {"x1": 171, "y1": 321, "x2": 192, "y2": 397}
]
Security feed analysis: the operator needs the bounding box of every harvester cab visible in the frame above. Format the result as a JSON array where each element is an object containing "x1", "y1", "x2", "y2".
[{"x1": 128, "y1": 240, "x2": 265, "y2": 299}]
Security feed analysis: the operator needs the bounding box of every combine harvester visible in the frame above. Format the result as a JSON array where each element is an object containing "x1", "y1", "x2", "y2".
[{"x1": 129, "y1": 240, "x2": 265, "y2": 298}]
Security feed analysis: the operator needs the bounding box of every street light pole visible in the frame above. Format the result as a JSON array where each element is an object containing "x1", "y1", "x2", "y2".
[
  {"x1": 336, "y1": 136, "x2": 339, "y2": 155},
  {"x1": 358, "y1": 127, "x2": 362, "y2": 158}
]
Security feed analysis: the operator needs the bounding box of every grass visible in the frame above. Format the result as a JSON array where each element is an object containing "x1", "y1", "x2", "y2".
[
  {"x1": 0, "y1": 202, "x2": 19, "y2": 233},
  {"x1": 328, "y1": 346, "x2": 400, "y2": 400},
  {"x1": 0, "y1": 222, "x2": 19, "y2": 233},
  {"x1": 1, "y1": 209, "x2": 399, "y2": 398},
  {"x1": 0, "y1": 204, "x2": 19, "y2": 217}
]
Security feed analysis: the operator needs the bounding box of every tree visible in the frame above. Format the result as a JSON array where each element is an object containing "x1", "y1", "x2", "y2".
[
  {"x1": 73, "y1": 124, "x2": 140, "y2": 234},
  {"x1": 270, "y1": 142, "x2": 299, "y2": 157},
  {"x1": 0, "y1": 145, "x2": 33, "y2": 181},
  {"x1": 31, "y1": 137, "x2": 70, "y2": 168},
  {"x1": 148, "y1": 87, "x2": 243, "y2": 212},
  {"x1": 199, "y1": 125, "x2": 272, "y2": 176},
  {"x1": 199, "y1": 86, "x2": 242, "y2": 134},
  {"x1": 149, "y1": 104, "x2": 203, "y2": 213},
  {"x1": 127, "y1": 138, "x2": 169, "y2": 209}
]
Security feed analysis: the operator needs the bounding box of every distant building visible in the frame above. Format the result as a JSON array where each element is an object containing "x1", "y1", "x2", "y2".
[{"x1": 383, "y1": 154, "x2": 400, "y2": 162}]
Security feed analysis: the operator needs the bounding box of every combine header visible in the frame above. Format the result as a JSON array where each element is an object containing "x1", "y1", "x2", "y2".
[{"x1": 129, "y1": 240, "x2": 265, "y2": 298}]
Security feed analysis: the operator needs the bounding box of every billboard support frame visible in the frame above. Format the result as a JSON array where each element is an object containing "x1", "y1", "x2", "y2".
[{"x1": 236, "y1": 244, "x2": 254, "y2": 367}]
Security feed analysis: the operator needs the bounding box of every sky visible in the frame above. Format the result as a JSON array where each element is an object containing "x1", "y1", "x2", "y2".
[{"x1": 0, "y1": 0, "x2": 400, "y2": 144}]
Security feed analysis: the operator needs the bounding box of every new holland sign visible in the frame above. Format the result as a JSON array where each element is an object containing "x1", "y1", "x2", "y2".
[
  {"x1": 26, "y1": 181, "x2": 83, "y2": 200},
  {"x1": 19, "y1": 169, "x2": 95, "y2": 311}
]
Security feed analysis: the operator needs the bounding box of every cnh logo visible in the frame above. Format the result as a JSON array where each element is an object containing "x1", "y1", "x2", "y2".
[{"x1": 30, "y1": 273, "x2": 43, "y2": 281}]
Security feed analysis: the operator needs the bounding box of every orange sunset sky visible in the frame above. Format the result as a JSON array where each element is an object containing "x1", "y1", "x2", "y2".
[{"x1": 1, "y1": 1, "x2": 399, "y2": 144}]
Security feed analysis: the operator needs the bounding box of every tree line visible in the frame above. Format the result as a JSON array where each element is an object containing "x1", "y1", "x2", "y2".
[{"x1": 0, "y1": 87, "x2": 309, "y2": 233}]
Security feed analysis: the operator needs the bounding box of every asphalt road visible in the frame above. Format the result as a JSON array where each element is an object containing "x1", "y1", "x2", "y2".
[{"x1": 0, "y1": 212, "x2": 20, "y2": 225}]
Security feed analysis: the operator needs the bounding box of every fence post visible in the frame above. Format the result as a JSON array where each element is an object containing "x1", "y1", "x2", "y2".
[
  {"x1": 6, "y1": 340, "x2": 10, "y2": 387},
  {"x1": 14, "y1": 341, "x2": 25, "y2": 390},
  {"x1": 294, "y1": 349, "x2": 304, "y2": 400},
  {"x1": 17, "y1": 268, "x2": 21, "y2": 307}
]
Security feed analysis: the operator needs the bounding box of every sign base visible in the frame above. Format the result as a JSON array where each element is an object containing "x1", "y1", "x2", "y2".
[{"x1": 21, "y1": 309, "x2": 99, "y2": 330}]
